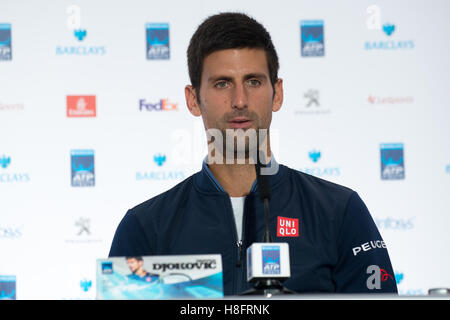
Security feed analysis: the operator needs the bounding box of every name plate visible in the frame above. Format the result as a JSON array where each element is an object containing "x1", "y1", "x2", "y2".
[{"x1": 96, "y1": 254, "x2": 223, "y2": 299}]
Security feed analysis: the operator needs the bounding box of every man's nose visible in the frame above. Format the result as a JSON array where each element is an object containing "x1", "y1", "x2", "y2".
[{"x1": 232, "y1": 83, "x2": 248, "y2": 109}]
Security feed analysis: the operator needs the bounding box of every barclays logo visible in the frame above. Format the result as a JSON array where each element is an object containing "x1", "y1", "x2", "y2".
[
  {"x1": 395, "y1": 272, "x2": 404, "y2": 285},
  {"x1": 365, "y1": 6, "x2": 414, "y2": 50},
  {"x1": 136, "y1": 154, "x2": 185, "y2": 181},
  {"x1": 299, "y1": 150, "x2": 341, "y2": 178},
  {"x1": 154, "y1": 154, "x2": 166, "y2": 166},
  {"x1": 0, "y1": 173, "x2": 30, "y2": 183},
  {"x1": 74, "y1": 29, "x2": 87, "y2": 41},
  {"x1": 382, "y1": 23, "x2": 395, "y2": 36},
  {"x1": 56, "y1": 7, "x2": 105, "y2": 56},
  {"x1": 446, "y1": 165, "x2": 450, "y2": 174},
  {"x1": 0, "y1": 156, "x2": 30, "y2": 183},
  {"x1": 0, "y1": 155, "x2": 11, "y2": 168},
  {"x1": 136, "y1": 171, "x2": 185, "y2": 181},
  {"x1": 80, "y1": 279, "x2": 92, "y2": 292},
  {"x1": 392, "y1": 271, "x2": 426, "y2": 296},
  {"x1": 399, "y1": 289, "x2": 425, "y2": 296},
  {"x1": 364, "y1": 40, "x2": 414, "y2": 50},
  {"x1": 308, "y1": 150, "x2": 321, "y2": 163},
  {"x1": 56, "y1": 44, "x2": 106, "y2": 56}
]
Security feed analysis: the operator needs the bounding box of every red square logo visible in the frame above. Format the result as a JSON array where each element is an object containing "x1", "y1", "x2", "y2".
[
  {"x1": 277, "y1": 216, "x2": 299, "y2": 237},
  {"x1": 67, "y1": 95, "x2": 96, "y2": 117}
]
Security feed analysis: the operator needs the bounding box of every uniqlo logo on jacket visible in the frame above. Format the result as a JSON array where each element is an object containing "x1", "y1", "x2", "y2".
[
  {"x1": 277, "y1": 216, "x2": 299, "y2": 237},
  {"x1": 67, "y1": 95, "x2": 96, "y2": 117}
]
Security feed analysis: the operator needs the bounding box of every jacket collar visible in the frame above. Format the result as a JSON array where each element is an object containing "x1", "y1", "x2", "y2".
[{"x1": 193, "y1": 154, "x2": 287, "y2": 195}]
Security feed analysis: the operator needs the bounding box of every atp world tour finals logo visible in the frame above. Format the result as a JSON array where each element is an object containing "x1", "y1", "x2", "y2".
[
  {"x1": 262, "y1": 246, "x2": 281, "y2": 275},
  {"x1": 71, "y1": 150, "x2": 95, "y2": 187},
  {"x1": 380, "y1": 143, "x2": 405, "y2": 180},
  {"x1": 300, "y1": 20, "x2": 324, "y2": 57},
  {"x1": 146, "y1": 23, "x2": 170, "y2": 60},
  {"x1": 0, "y1": 23, "x2": 12, "y2": 61}
]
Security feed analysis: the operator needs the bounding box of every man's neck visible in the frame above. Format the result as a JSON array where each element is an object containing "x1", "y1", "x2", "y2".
[
  {"x1": 207, "y1": 151, "x2": 271, "y2": 197},
  {"x1": 207, "y1": 162, "x2": 256, "y2": 197}
]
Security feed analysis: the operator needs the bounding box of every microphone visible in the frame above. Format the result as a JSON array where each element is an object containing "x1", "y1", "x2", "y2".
[
  {"x1": 255, "y1": 159, "x2": 272, "y2": 243},
  {"x1": 241, "y1": 149, "x2": 295, "y2": 296}
]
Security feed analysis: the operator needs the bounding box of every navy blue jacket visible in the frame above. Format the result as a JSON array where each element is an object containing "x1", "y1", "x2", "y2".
[{"x1": 109, "y1": 161, "x2": 398, "y2": 295}]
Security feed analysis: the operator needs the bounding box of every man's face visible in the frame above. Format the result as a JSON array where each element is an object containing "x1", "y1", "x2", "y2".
[
  {"x1": 126, "y1": 258, "x2": 142, "y2": 274},
  {"x1": 185, "y1": 48, "x2": 283, "y2": 157}
]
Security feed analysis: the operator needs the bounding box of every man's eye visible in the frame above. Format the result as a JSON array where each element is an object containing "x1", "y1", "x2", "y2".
[
  {"x1": 248, "y1": 79, "x2": 261, "y2": 86},
  {"x1": 215, "y1": 81, "x2": 228, "y2": 88}
]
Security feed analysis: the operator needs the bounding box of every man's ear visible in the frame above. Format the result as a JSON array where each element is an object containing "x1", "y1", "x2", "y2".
[
  {"x1": 272, "y1": 78, "x2": 283, "y2": 112},
  {"x1": 185, "y1": 85, "x2": 202, "y2": 117}
]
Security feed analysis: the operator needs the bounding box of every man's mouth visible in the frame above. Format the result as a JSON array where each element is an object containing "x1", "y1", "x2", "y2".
[{"x1": 227, "y1": 117, "x2": 253, "y2": 129}]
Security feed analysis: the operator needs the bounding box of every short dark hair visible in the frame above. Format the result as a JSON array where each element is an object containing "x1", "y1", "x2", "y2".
[
  {"x1": 125, "y1": 256, "x2": 143, "y2": 262},
  {"x1": 187, "y1": 12, "x2": 279, "y2": 98}
]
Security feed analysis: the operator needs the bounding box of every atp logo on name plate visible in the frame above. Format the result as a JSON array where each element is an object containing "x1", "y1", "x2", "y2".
[
  {"x1": 71, "y1": 150, "x2": 95, "y2": 187},
  {"x1": 146, "y1": 23, "x2": 170, "y2": 60}
]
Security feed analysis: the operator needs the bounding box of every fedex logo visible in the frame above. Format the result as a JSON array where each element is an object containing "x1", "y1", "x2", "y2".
[
  {"x1": 139, "y1": 99, "x2": 178, "y2": 111},
  {"x1": 277, "y1": 217, "x2": 299, "y2": 237},
  {"x1": 67, "y1": 95, "x2": 96, "y2": 117}
]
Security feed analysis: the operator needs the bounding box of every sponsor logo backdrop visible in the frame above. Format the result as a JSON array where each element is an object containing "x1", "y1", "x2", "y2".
[{"x1": 0, "y1": 0, "x2": 449, "y2": 299}]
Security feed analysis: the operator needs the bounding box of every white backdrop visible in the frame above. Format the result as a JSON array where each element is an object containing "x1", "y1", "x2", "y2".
[{"x1": 1, "y1": 0, "x2": 449, "y2": 299}]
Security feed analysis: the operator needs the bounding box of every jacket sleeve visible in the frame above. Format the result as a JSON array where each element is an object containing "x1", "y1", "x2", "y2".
[
  {"x1": 108, "y1": 209, "x2": 153, "y2": 257},
  {"x1": 332, "y1": 192, "x2": 398, "y2": 294}
]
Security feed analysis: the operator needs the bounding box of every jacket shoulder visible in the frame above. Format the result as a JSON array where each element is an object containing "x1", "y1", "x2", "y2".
[
  {"x1": 286, "y1": 166, "x2": 354, "y2": 201},
  {"x1": 131, "y1": 174, "x2": 196, "y2": 222}
]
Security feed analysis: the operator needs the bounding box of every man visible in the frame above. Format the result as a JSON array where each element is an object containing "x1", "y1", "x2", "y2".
[
  {"x1": 126, "y1": 256, "x2": 159, "y2": 283},
  {"x1": 109, "y1": 12, "x2": 397, "y2": 295}
]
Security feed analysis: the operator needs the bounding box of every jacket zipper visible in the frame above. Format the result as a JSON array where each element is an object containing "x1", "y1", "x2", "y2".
[
  {"x1": 235, "y1": 197, "x2": 249, "y2": 294},
  {"x1": 224, "y1": 196, "x2": 242, "y2": 295},
  {"x1": 236, "y1": 240, "x2": 243, "y2": 267}
]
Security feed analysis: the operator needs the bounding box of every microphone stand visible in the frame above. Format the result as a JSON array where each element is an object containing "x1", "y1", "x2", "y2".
[{"x1": 241, "y1": 150, "x2": 295, "y2": 297}]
